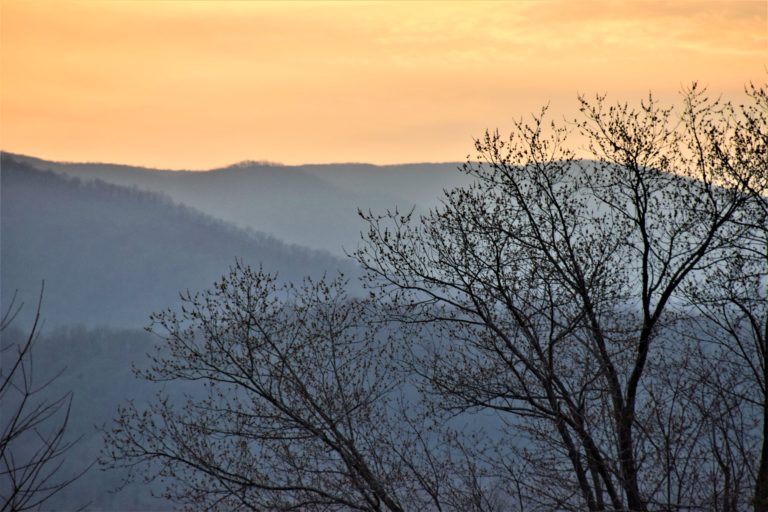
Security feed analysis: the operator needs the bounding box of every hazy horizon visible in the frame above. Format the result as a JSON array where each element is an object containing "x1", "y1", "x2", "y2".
[
  {"x1": 1, "y1": 149, "x2": 465, "y2": 172},
  {"x1": 2, "y1": 1, "x2": 764, "y2": 169}
]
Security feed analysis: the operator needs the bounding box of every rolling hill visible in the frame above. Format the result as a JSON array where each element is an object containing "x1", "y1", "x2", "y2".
[
  {"x1": 7, "y1": 153, "x2": 472, "y2": 255},
  {"x1": 1, "y1": 155, "x2": 356, "y2": 328}
]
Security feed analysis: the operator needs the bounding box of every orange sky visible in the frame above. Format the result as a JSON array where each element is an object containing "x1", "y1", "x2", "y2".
[{"x1": 1, "y1": 1, "x2": 766, "y2": 169}]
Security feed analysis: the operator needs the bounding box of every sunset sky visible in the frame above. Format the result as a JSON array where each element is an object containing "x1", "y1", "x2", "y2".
[{"x1": 1, "y1": 1, "x2": 766, "y2": 169}]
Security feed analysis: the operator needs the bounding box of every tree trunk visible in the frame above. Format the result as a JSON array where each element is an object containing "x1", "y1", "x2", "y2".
[
  {"x1": 618, "y1": 410, "x2": 647, "y2": 512},
  {"x1": 756, "y1": 399, "x2": 768, "y2": 512}
]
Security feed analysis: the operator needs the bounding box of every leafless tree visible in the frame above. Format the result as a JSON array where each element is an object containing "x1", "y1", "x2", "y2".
[
  {"x1": 103, "y1": 84, "x2": 764, "y2": 511},
  {"x1": 354, "y1": 84, "x2": 762, "y2": 511},
  {"x1": 0, "y1": 287, "x2": 86, "y2": 511},
  {"x1": 102, "y1": 264, "x2": 492, "y2": 511},
  {"x1": 683, "y1": 81, "x2": 768, "y2": 512}
]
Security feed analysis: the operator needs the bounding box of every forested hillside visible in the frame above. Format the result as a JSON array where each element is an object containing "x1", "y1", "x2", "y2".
[
  {"x1": 8, "y1": 153, "x2": 472, "y2": 255},
  {"x1": 1, "y1": 155, "x2": 354, "y2": 327}
]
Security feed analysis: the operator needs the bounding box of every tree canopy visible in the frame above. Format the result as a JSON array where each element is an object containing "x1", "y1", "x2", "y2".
[{"x1": 105, "y1": 83, "x2": 767, "y2": 511}]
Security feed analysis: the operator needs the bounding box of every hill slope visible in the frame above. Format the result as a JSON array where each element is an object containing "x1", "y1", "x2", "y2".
[
  {"x1": 8, "y1": 153, "x2": 472, "y2": 255},
  {"x1": 1, "y1": 156, "x2": 355, "y2": 327}
]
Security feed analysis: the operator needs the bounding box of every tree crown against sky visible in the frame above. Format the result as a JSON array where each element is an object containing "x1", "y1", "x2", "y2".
[{"x1": 105, "y1": 84, "x2": 767, "y2": 511}]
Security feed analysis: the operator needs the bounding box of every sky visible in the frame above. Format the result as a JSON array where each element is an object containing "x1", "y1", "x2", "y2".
[{"x1": 1, "y1": 0, "x2": 766, "y2": 169}]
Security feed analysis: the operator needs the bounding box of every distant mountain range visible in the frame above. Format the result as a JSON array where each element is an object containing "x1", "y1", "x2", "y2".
[
  {"x1": 2, "y1": 151, "x2": 740, "y2": 511},
  {"x1": 1, "y1": 155, "x2": 355, "y2": 328},
  {"x1": 6, "y1": 152, "x2": 471, "y2": 255},
  {"x1": 0, "y1": 152, "x2": 471, "y2": 509}
]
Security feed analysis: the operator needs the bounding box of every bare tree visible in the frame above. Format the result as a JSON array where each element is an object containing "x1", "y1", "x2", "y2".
[
  {"x1": 683, "y1": 81, "x2": 768, "y2": 512},
  {"x1": 0, "y1": 287, "x2": 86, "y2": 511},
  {"x1": 103, "y1": 264, "x2": 490, "y2": 511},
  {"x1": 103, "y1": 84, "x2": 764, "y2": 511},
  {"x1": 354, "y1": 85, "x2": 761, "y2": 511}
]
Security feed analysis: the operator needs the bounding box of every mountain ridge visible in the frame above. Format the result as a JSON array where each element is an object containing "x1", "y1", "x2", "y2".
[
  {"x1": 5, "y1": 152, "x2": 472, "y2": 255},
  {"x1": 2, "y1": 151, "x2": 462, "y2": 173},
  {"x1": 1, "y1": 155, "x2": 356, "y2": 328}
]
